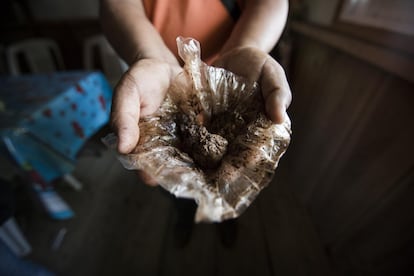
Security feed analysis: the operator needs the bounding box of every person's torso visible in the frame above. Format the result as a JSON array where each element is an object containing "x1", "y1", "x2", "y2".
[{"x1": 143, "y1": 0, "x2": 243, "y2": 63}]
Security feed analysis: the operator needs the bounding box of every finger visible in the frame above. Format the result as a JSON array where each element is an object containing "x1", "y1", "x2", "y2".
[
  {"x1": 265, "y1": 91, "x2": 289, "y2": 124},
  {"x1": 111, "y1": 72, "x2": 141, "y2": 154},
  {"x1": 136, "y1": 170, "x2": 158, "y2": 186},
  {"x1": 261, "y1": 58, "x2": 292, "y2": 124}
]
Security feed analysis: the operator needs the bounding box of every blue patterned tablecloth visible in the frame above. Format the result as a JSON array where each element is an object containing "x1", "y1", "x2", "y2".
[{"x1": 0, "y1": 71, "x2": 112, "y2": 182}]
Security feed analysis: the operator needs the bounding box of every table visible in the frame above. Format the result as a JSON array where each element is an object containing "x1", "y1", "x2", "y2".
[{"x1": 0, "y1": 71, "x2": 112, "y2": 182}]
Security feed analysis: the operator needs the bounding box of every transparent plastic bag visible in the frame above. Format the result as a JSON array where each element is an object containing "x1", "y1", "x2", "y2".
[{"x1": 103, "y1": 37, "x2": 291, "y2": 222}]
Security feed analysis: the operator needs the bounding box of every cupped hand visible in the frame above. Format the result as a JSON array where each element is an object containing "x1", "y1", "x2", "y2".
[
  {"x1": 213, "y1": 47, "x2": 292, "y2": 124},
  {"x1": 111, "y1": 58, "x2": 182, "y2": 186},
  {"x1": 111, "y1": 58, "x2": 181, "y2": 154}
]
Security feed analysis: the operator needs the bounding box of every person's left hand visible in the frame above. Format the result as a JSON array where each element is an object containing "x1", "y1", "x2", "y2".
[{"x1": 213, "y1": 47, "x2": 291, "y2": 124}]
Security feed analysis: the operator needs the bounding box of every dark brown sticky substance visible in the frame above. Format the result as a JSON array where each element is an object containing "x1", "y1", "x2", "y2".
[{"x1": 177, "y1": 113, "x2": 228, "y2": 169}]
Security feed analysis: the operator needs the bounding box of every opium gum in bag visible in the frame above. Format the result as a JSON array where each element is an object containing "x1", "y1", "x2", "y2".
[{"x1": 103, "y1": 37, "x2": 291, "y2": 222}]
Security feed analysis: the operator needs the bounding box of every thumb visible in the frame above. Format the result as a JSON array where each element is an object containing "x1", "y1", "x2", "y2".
[
  {"x1": 111, "y1": 72, "x2": 141, "y2": 154},
  {"x1": 261, "y1": 58, "x2": 291, "y2": 124}
]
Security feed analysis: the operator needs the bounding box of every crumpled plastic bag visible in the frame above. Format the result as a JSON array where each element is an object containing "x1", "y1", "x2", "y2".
[{"x1": 103, "y1": 37, "x2": 291, "y2": 222}]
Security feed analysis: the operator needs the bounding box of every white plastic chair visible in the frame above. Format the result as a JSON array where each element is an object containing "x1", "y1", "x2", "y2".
[
  {"x1": 83, "y1": 35, "x2": 128, "y2": 86},
  {"x1": 6, "y1": 38, "x2": 64, "y2": 75}
]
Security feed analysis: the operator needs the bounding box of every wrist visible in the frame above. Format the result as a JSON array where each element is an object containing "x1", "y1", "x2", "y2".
[
  {"x1": 131, "y1": 57, "x2": 182, "y2": 81},
  {"x1": 131, "y1": 47, "x2": 179, "y2": 67}
]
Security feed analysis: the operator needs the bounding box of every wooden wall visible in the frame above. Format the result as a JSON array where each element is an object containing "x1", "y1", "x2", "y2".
[{"x1": 283, "y1": 22, "x2": 414, "y2": 275}]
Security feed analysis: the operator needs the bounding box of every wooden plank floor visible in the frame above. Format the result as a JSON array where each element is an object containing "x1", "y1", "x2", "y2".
[{"x1": 21, "y1": 138, "x2": 332, "y2": 276}]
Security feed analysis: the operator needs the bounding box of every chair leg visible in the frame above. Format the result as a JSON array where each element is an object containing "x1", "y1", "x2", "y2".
[{"x1": 0, "y1": 217, "x2": 32, "y2": 257}]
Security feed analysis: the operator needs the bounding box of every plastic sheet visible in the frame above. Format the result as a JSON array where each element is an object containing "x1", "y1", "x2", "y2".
[{"x1": 103, "y1": 37, "x2": 291, "y2": 222}]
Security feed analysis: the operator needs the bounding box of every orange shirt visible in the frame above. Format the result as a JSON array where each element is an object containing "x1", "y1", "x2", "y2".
[{"x1": 143, "y1": 0, "x2": 242, "y2": 63}]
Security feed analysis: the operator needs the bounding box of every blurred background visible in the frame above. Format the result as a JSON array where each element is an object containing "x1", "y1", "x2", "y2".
[{"x1": 0, "y1": 0, "x2": 413, "y2": 275}]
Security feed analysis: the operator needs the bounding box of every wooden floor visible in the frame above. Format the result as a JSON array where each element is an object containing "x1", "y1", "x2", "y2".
[{"x1": 20, "y1": 138, "x2": 331, "y2": 276}]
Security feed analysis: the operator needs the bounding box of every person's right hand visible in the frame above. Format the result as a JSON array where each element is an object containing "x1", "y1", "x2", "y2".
[
  {"x1": 111, "y1": 58, "x2": 181, "y2": 186},
  {"x1": 111, "y1": 58, "x2": 181, "y2": 155}
]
